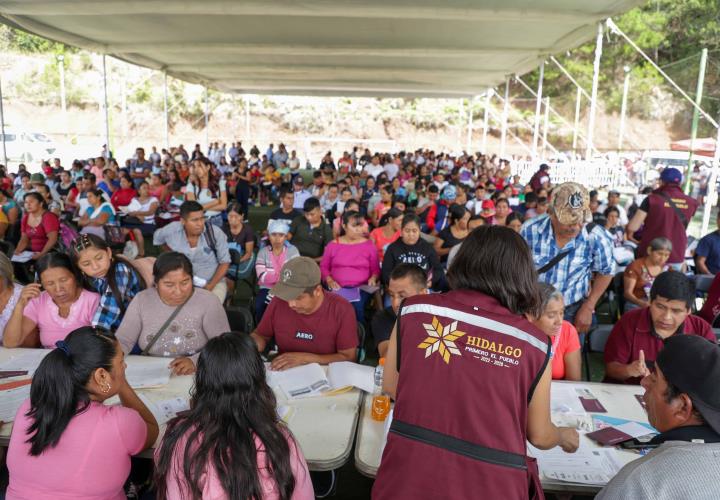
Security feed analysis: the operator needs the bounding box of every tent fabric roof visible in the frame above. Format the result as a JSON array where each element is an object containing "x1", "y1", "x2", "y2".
[{"x1": 0, "y1": 0, "x2": 643, "y2": 97}]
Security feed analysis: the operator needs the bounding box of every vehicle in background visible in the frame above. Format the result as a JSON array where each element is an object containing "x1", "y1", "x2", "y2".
[
  {"x1": 0, "y1": 129, "x2": 57, "y2": 169},
  {"x1": 641, "y1": 150, "x2": 705, "y2": 169}
]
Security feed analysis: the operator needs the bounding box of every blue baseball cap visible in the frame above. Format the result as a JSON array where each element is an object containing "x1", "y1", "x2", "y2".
[{"x1": 660, "y1": 167, "x2": 682, "y2": 184}]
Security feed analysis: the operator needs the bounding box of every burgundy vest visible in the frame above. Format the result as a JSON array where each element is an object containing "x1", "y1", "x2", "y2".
[
  {"x1": 637, "y1": 186, "x2": 698, "y2": 263},
  {"x1": 373, "y1": 290, "x2": 550, "y2": 500}
]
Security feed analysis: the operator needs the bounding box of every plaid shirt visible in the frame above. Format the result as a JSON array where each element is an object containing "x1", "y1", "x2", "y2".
[
  {"x1": 521, "y1": 215, "x2": 615, "y2": 305},
  {"x1": 91, "y1": 261, "x2": 142, "y2": 332}
]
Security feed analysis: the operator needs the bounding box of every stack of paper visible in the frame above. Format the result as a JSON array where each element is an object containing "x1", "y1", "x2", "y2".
[
  {"x1": 551, "y1": 384, "x2": 587, "y2": 415},
  {"x1": 10, "y1": 251, "x2": 34, "y2": 263},
  {"x1": 266, "y1": 362, "x2": 376, "y2": 400},
  {"x1": 0, "y1": 350, "x2": 50, "y2": 376},
  {"x1": 327, "y1": 362, "x2": 375, "y2": 393},
  {"x1": 528, "y1": 442, "x2": 623, "y2": 485},
  {"x1": 138, "y1": 395, "x2": 190, "y2": 425},
  {"x1": 125, "y1": 357, "x2": 172, "y2": 388},
  {"x1": 267, "y1": 363, "x2": 331, "y2": 399},
  {"x1": 0, "y1": 380, "x2": 32, "y2": 422}
]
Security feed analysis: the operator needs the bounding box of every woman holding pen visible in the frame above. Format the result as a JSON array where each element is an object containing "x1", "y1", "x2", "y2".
[{"x1": 5, "y1": 327, "x2": 158, "y2": 500}]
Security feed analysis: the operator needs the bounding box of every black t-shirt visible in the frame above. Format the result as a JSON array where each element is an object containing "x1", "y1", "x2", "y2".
[
  {"x1": 270, "y1": 207, "x2": 302, "y2": 223},
  {"x1": 371, "y1": 307, "x2": 396, "y2": 348},
  {"x1": 437, "y1": 226, "x2": 465, "y2": 249},
  {"x1": 224, "y1": 223, "x2": 255, "y2": 247}
]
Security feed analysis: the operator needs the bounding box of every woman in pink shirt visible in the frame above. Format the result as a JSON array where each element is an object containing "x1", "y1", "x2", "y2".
[
  {"x1": 3, "y1": 252, "x2": 100, "y2": 348},
  {"x1": 321, "y1": 210, "x2": 380, "y2": 323},
  {"x1": 155, "y1": 333, "x2": 313, "y2": 500},
  {"x1": 7, "y1": 327, "x2": 159, "y2": 500}
]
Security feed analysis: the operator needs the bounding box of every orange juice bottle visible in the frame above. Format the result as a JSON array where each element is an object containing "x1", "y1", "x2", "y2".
[{"x1": 371, "y1": 358, "x2": 390, "y2": 421}]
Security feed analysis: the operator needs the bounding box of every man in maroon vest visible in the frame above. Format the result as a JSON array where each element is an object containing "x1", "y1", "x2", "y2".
[
  {"x1": 627, "y1": 167, "x2": 698, "y2": 269},
  {"x1": 374, "y1": 226, "x2": 578, "y2": 500}
]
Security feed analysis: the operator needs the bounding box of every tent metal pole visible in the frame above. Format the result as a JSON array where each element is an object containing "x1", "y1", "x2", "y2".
[
  {"x1": 466, "y1": 97, "x2": 473, "y2": 152},
  {"x1": 163, "y1": 72, "x2": 169, "y2": 149},
  {"x1": 542, "y1": 97, "x2": 550, "y2": 159},
  {"x1": 204, "y1": 86, "x2": 209, "y2": 151},
  {"x1": 586, "y1": 22, "x2": 604, "y2": 160},
  {"x1": 618, "y1": 66, "x2": 631, "y2": 153},
  {"x1": 700, "y1": 113, "x2": 720, "y2": 237},
  {"x1": 532, "y1": 61, "x2": 544, "y2": 159},
  {"x1": 685, "y1": 48, "x2": 708, "y2": 194},
  {"x1": 572, "y1": 87, "x2": 581, "y2": 153},
  {"x1": 0, "y1": 74, "x2": 6, "y2": 168},
  {"x1": 482, "y1": 89, "x2": 490, "y2": 153},
  {"x1": 500, "y1": 79, "x2": 509, "y2": 158},
  {"x1": 245, "y1": 95, "x2": 250, "y2": 140},
  {"x1": 102, "y1": 55, "x2": 110, "y2": 154}
]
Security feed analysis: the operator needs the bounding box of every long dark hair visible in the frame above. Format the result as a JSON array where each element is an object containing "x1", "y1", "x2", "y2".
[
  {"x1": 25, "y1": 327, "x2": 117, "y2": 455},
  {"x1": 447, "y1": 225, "x2": 541, "y2": 315},
  {"x1": 69, "y1": 234, "x2": 147, "y2": 315},
  {"x1": 154, "y1": 333, "x2": 297, "y2": 500}
]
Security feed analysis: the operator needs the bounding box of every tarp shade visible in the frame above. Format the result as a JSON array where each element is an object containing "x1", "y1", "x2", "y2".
[
  {"x1": 670, "y1": 138, "x2": 716, "y2": 158},
  {"x1": 0, "y1": 0, "x2": 643, "y2": 97}
]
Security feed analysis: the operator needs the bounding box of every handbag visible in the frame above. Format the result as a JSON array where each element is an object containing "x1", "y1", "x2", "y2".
[
  {"x1": 104, "y1": 225, "x2": 126, "y2": 245},
  {"x1": 141, "y1": 294, "x2": 191, "y2": 355}
]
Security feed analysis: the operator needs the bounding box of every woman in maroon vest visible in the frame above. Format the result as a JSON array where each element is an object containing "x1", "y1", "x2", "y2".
[{"x1": 374, "y1": 225, "x2": 579, "y2": 500}]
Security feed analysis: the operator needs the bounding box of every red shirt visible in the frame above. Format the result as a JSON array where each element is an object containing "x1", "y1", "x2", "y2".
[
  {"x1": 699, "y1": 273, "x2": 720, "y2": 326},
  {"x1": 110, "y1": 188, "x2": 137, "y2": 210},
  {"x1": 256, "y1": 292, "x2": 358, "y2": 355},
  {"x1": 551, "y1": 321, "x2": 581, "y2": 380},
  {"x1": 604, "y1": 307, "x2": 715, "y2": 384},
  {"x1": 21, "y1": 211, "x2": 59, "y2": 252}
]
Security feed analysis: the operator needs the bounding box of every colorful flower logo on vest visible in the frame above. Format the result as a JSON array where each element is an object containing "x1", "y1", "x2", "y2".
[{"x1": 418, "y1": 316, "x2": 466, "y2": 364}]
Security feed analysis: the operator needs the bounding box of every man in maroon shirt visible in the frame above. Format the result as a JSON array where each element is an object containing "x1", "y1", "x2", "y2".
[
  {"x1": 250, "y1": 257, "x2": 358, "y2": 370},
  {"x1": 604, "y1": 271, "x2": 716, "y2": 384},
  {"x1": 626, "y1": 167, "x2": 698, "y2": 269}
]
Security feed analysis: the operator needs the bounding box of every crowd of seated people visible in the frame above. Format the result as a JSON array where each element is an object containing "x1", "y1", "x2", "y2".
[{"x1": 0, "y1": 143, "x2": 720, "y2": 499}]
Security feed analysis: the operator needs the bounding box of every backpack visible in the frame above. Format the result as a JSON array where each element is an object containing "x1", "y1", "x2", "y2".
[{"x1": 57, "y1": 221, "x2": 80, "y2": 254}]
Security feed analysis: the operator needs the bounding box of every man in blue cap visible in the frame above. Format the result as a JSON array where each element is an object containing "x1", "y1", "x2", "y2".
[{"x1": 626, "y1": 167, "x2": 698, "y2": 270}]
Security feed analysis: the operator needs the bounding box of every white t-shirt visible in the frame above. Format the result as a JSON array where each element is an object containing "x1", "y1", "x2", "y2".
[
  {"x1": 132, "y1": 196, "x2": 159, "y2": 224},
  {"x1": 364, "y1": 164, "x2": 384, "y2": 180},
  {"x1": 186, "y1": 179, "x2": 227, "y2": 217}
]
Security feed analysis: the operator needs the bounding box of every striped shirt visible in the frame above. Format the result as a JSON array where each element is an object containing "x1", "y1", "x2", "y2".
[{"x1": 521, "y1": 215, "x2": 614, "y2": 305}]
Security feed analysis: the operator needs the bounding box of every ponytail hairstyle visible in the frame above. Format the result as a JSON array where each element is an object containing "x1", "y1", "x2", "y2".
[
  {"x1": 25, "y1": 327, "x2": 117, "y2": 456},
  {"x1": 69, "y1": 234, "x2": 147, "y2": 315},
  {"x1": 155, "y1": 333, "x2": 296, "y2": 500}
]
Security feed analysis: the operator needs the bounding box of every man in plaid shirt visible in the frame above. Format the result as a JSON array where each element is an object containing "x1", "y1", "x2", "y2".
[{"x1": 521, "y1": 182, "x2": 614, "y2": 333}]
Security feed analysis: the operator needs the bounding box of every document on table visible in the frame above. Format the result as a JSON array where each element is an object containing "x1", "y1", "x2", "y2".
[
  {"x1": 125, "y1": 357, "x2": 172, "y2": 389},
  {"x1": 0, "y1": 381, "x2": 32, "y2": 422},
  {"x1": 328, "y1": 362, "x2": 375, "y2": 393},
  {"x1": 550, "y1": 384, "x2": 587, "y2": 415},
  {"x1": 592, "y1": 415, "x2": 656, "y2": 435},
  {"x1": 528, "y1": 442, "x2": 623, "y2": 485},
  {"x1": 266, "y1": 363, "x2": 331, "y2": 399},
  {"x1": 139, "y1": 395, "x2": 189, "y2": 425},
  {"x1": 10, "y1": 251, "x2": 34, "y2": 263},
  {"x1": 0, "y1": 350, "x2": 50, "y2": 375}
]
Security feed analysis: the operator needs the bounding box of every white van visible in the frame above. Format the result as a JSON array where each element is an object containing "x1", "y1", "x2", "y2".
[{"x1": 0, "y1": 129, "x2": 57, "y2": 167}]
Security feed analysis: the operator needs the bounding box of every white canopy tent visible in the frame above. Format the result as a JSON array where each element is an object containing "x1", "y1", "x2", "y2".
[{"x1": 0, "y1": 0, "x2": 643, "y2": 97}]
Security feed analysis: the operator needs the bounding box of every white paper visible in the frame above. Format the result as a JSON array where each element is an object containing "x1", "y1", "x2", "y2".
[
  {"x1": 121, "y1": 199, "x2": 142, "y2": 213},
  {"x1": 11, "y1": 251, "x2": 34, "y2": 263},
  {"x1": 528, "y1": 442, "x2": 623, "y2": 485},
  {"x1": 266, "y1": 363, "x2": 331, "y2": 399},
  {"x1": 550, "y1": 384, "x2": 587, "y2": 416},
  {"x1": 359, "y1": 284, "x2": 380, "y2": 294},
  {"x1": 0, "y1": 350, "x2": 50, "y2": 375},
  {"x1": 615, "y1": 421, "x2": 655, "y2": 439},
  {"x1": 0, "y1": 384, "x2": 31, "y2": 421},
  {"x1": 125, "y1": 357, "x2": 172, "y2": 389},
  {"x1": 139, "y1": 395, "x2": 189, "y2": 425},
  {"x1": 328, "y1": 362, "x2": 375, "y2": 393}
]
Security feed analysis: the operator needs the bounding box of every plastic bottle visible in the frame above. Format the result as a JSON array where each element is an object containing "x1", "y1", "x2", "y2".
[{"x1": 371, "y1": 358, "x2": 390, "y2": 421}]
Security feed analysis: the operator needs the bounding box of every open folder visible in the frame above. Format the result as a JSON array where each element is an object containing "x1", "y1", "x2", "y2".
[{"x1": 266, "y1": 362, "x2": 375, "y2": 400}]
